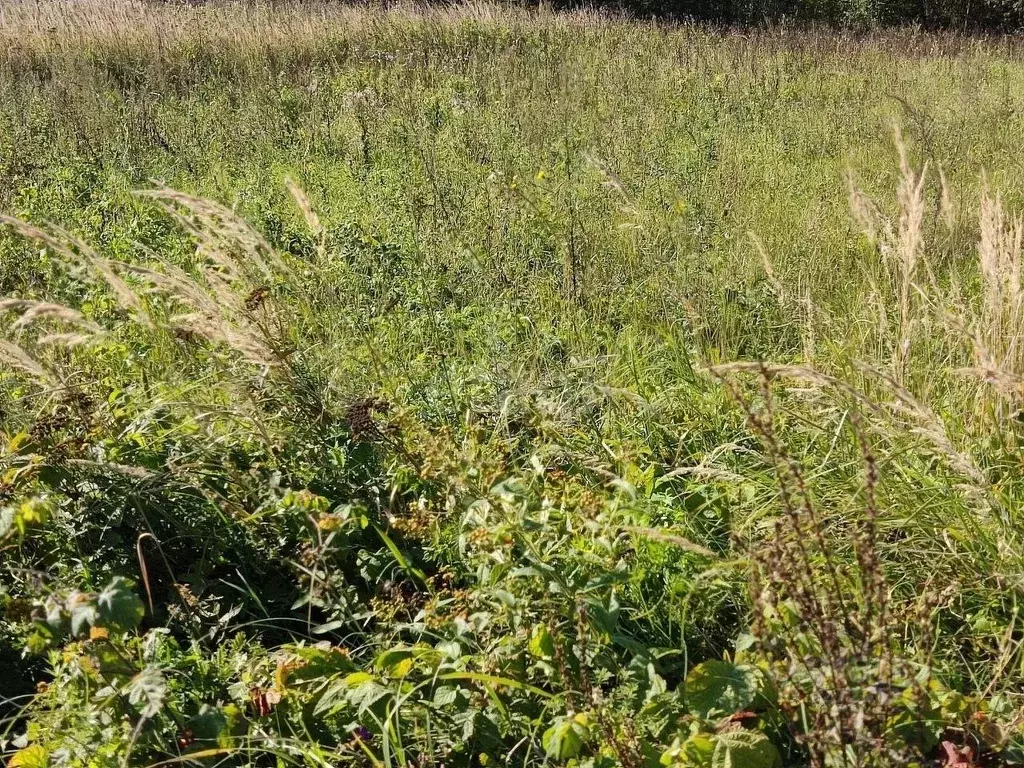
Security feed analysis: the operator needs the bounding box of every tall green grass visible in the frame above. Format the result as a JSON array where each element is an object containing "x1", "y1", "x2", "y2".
[{"x1": 2, "y1": 3, "x2": 1024, "y2": 767}]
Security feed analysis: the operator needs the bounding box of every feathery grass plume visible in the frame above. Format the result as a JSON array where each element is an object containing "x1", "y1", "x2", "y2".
[
  {"x1": 847, "y1": 128, "x2": 927, "y2": 381},
  {"x1": 0, "y1": 298, "x2": 104, "y2": 388},
  {"x1": 124, "y1": 183, "x2": 305, "y2": 368},
  {"x1": 750, "y1": 234, "x2": 819, "y2": 365},
  {"x1": 937, "y1": 164, "x2": 957, "y2": 235},
  {"x1": 0, "y1": 299, "x2": 101, "y2": 335},
  {"x1": 708, "y1": 361, "x2": 884, "y2": 415},
  {"x1": 751, "y1": 232, "x2": 785, "y2": 300},
  {"x1": 853, "y1": 362, "x2": 989, "y2": 491},
  {"x1": 120, "y1": 258, "x2": 277, "y2": 368},
  {"x1": 0, "y1": 299, "x2": 106, "y2": 352},
  {"x1": 0, "y1": 215, "x2": 152, "y2": 329},
  {"x1": 285, "y1": 177, "x2": 322, "y2": 241},
  {"x1": 135, "y1": 186, "x2": 291, "y2": 284},
  {"x1": 854, "y1": 153, "x2": 1024, "y2": 414},
  {"x1": 0, "y1": 338, "x2": 54, "y2": 386},
  {"x1": 975, "y1": 183, "x2": 1024, "y2": 383},
  {"x1": 711, "y1": 360, "x2": 990, "y2": 499},
  {"x1": 0, "y1": 188, "x2": 287, "y2": 369}
]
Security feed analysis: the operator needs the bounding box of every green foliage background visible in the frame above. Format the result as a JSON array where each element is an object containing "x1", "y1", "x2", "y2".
[{"x1": 1, "y1": 3, "x2": 1024, "y2": 767}]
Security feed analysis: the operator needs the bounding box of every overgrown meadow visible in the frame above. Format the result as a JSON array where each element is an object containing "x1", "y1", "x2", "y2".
[{"x1": 3, "y1": 3, "x2": 1024, "y2": 766}]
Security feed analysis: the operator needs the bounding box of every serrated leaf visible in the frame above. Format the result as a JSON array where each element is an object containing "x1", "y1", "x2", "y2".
[
  {"x1": 43, "y1": 596, "x2": 66, "y2": 632},
  {"x1": 711, "y1": 730, "x2": 779, "y2": 768},
  {"x1": 433, "y1": 685, "x2": 459, "y2": 707},
  {"x1": 685, "y1": 661, "x2": 758, "y2": 720},
  {"x1": 8, "y1": 744, "x2": 48, "y2": 768},
  {"x1": 347, "y1": 679, "x2": 389, "y2": 714},
  {"x1": 68, "y1": 592, "x2": 99, "y2": 637},
  {"x1": 96, "y1": 577, "x2": 144, "y2": 632},
  {"x1": 126, "y1": 666, "x2": 166, "y2": 719}
]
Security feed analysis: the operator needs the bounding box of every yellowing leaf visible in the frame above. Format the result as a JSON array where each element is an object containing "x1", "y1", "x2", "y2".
[
  {"x1": 711, "y1": 731, "x2": 779, "y2": 768},
  {"x1": 9, "y1": 744, "x2": 48, "y2": 768},
  {"x1": 542, "y1": 715, "x2": 590, "y2": 760},
  {"x1": 528, "y1": 624, "x2": 555, "y2": 659},
  {"x1": 18, "y1": 497, "x2": 52, "y2": 526},
  {"x1": 6, "y1": 431, "x2": 31, "y2": 455},
  {"x1": 342, "y1": 672, "x2": 374, "y2": 687}
]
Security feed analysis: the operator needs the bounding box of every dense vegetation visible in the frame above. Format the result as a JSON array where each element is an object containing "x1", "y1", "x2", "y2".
[
  {"x1": 595, "y1": 0, "x2": 1024, "y2": 30},
  {"x1": 3, "y1": 2, "x2": 1024, "y2": 766}
]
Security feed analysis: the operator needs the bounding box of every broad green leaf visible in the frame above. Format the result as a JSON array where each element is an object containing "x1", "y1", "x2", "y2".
[
  {"x1": 999, "y1": 736, "x2": 1024, "y2": 764},
  {"x1": 433, "y1": 685, "x2": 459, "y2": 707},
  {"x1": 276, "y1": 644, "x2": 356, "y2": 687},
  {"x1": 684, "y1": 733, "x2": 717, "y2": 765},
  {"x1": 188, "y1": 703, "x2": 228, "y2": 741},
  {"x1": 347, "y1": 679, "x2": 389, "y2": 714},
  {"x1": 542, "y1": 714, "x2": 590, "y2": 760},
  {"x1": 435, "y1": 640, "x2": 461, "y2": 660},
  {"x1": 96, "y1": 577, "x2": 145, "y2": 632},
  {"x1": 528, "y1": 624, "x2": 555, "y2": 659},
  {"x1": 44, "y1": 596, "x2": 67, "y2": 632},
  {"x1": 342, "y1": 672, "x2": 374, "y2": 686},
  {"x1": 375, "y1": 647, "x2": 415, "y2": 677},
  {"x1": 390, "y1": 657, "x2": 414, "y2": 677},
  {"x1": 711, "y1": 731, "x2": 779, "y2": 768},
  {"x1": 684, "y1": 661, "x2": 758, "y2": 720},
  {"x1": 661, "y1": 732, "x2": 716, "y2": 767}
]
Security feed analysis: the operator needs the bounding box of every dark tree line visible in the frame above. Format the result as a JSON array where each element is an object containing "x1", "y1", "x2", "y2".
[{"x1": 546, "y1": 0, "x2": 1024, "y2": 28}]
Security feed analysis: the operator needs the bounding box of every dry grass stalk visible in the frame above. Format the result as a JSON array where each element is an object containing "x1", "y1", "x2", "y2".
[
  {"x1": 0, "y1": 214, "x2": 151, "y2": 329},
  {"x1": 0, "y1": 185, "x2": 296, "y2": 371},
  {"x1": 285, "y1": 178, "x2": 323, "y2": 241},
  {"x1": 848, "y1": 128, "x2": 927, "y2": 381},
  {"x1": 0, "y1": 299, "x2": 103, "y2": 337},
  {"x1": 0, "y1": 338, "x2": 54, "y2": 386},
  {"x1": 712, "y1": 365, "x2": 909, "y2": 767},
  {"x1": 135, "y1": 187, "x2": 290, "y2": 284}
]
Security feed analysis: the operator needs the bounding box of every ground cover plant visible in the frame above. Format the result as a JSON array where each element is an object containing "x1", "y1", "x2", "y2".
[{"x1": 3, "y1": 2, "x2": 1024, "y2": 766}]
